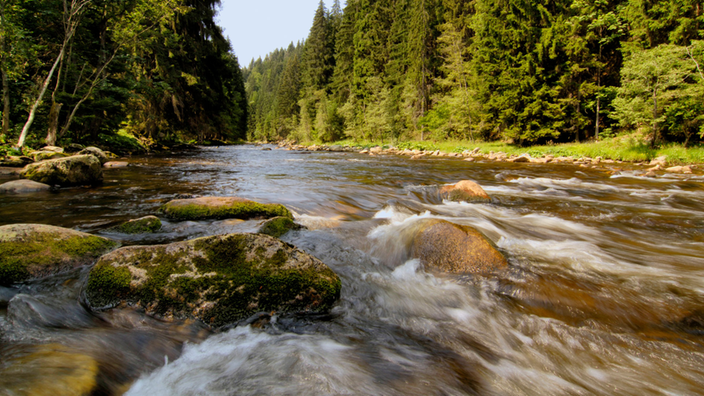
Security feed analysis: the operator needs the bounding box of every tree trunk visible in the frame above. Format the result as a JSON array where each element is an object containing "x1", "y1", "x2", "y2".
[
  {"x1": 651, "y1": 88, "x2": 658, "y2": 148},
  {"x1": 16, "y1": 48, "x2": 65, "y2": 148},
  {"x1": 45, "y1": 101, "x2": 63, "y2": 146},
  {"x1": 2, "y1": 69, "x2": 8, "y2": 141}
]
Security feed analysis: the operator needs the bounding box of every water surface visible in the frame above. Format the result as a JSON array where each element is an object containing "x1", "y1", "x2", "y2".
[{"x1": 1, "y1": 145, "x2": 703, "y2": 395}]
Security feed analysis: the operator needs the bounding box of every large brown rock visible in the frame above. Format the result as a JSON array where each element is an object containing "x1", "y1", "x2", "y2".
[
  {"x1": 20, "y1": 154, "x2": 103, "y2": 186},
  {"x1": 160, "y1": 196, "x2": 292, "y2": 221},
  {"x1": 440, "y1": 180, "x2": 491, "y2": 203},
  {"x1": 0, "y1": 224, "x2": 117, "y2": 285},
  {"x1": 412, "y1": 219, "x2": 507, "y2": 275},
  {"x1": 86, "y1": 233, "x2": 341, "y2": 328}
]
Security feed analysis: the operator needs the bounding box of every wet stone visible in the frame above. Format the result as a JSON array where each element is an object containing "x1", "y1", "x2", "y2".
[
  {"x1": 85, "y1": 233, "x2": 341, "y2": 329},
  {"x1": 0, "y1": 344, "x2": 99, "y2": 396},
  {"x1": 0, "y1": 179, "x2": 52, "y2": 193},
  {"x1": 0, "y1": 224, "x2": 117, "y2": 285},
  {"x1": 412, "y1": 219, "x2": 508, "y2": 275},
  {"x1": 159, "y1": 196, "x2": 292, "y2": 221}
]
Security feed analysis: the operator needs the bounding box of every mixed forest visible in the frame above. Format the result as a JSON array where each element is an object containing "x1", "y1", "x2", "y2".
[
  {"x1": 0, "y1": 0, "x2": 247, "y2": 154},
  {"x1": 246, "y1": 0, "x2": 704, "y2": 147}
]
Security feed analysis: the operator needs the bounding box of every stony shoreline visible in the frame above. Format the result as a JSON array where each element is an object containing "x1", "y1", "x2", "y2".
[{"x1": 272, "y1": 141, "x2": 700, "y2": 177}]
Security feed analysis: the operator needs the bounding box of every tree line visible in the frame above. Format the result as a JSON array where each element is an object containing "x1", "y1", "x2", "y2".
[
  {"x1": 245, "y1": 0, "x2": 704, "y2": 147},
  {"x1": 0, "y1": 0, "x2": 248, "y2": 152}
]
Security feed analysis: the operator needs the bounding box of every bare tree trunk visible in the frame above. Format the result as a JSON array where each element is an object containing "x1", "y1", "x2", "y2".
[
  {"x1": 0, "y1": 0, "x2": 9, "y2": 143},
  {"x1": 596, "y1": 43, "x2": 602, "y2": 141},
  {"x1": 16, "y1": 49, "x2": 65, "y2": 148},
  {"x1": 651, "y1": 88, "x2": 658, "y2": 148},
  {"x1": 2, "y1": 70, "x2": 8, "y2": 141},
  {"x1": 16, "y1": 0, "x2": 89, "y2": 149},
  {"x1": 45, "y1": 102, "x2": 63, "y2": 146}
]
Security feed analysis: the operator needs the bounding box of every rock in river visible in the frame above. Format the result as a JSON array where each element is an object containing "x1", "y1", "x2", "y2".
[
  {"x1": 258, "y1": 216, "x2": 301, "y2": 238},
  {"x1": 20, "y1": 154, "x2": 103, "y2": 187},
  {"x1": 412, "y1": 219, "x2": 508, "y2": 275},
  {"x1": 111, "y1": 215, "x2": 162, "y2": 234},
  {"x1": 0, "y1": 344, "x2": 99, "y2": 396},
  {"x1": 85, "y1": 233, "x2": 341, "y2": 328},
  {"x1": 0, "y1": 179, "x2": 52, "y2": 193},
  {"x1": 160, "y1": 196, "x2": 292, "y2": 221},
  {"x1": 440, "y1": 180, "x2": 491, "y2": 203},
  {"x1": 78, "y1": 146, "x2": 109, "y2": 165},
  {"x1": 0, "y1": 224, "x2": 117, "y2": 285}
]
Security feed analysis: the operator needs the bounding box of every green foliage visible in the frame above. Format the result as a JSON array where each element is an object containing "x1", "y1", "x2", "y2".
[
  {"x1": 613, "y1": 43, "x2": 701, "y2": 145},
  {"x1": 0, "y1": 0, "x2": 247, "y2": 150}
]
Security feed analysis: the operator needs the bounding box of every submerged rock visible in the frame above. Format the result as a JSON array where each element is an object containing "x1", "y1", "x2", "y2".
[
  {"x1": 85, "y1": 233, "x2": 341, "y2": 328},
  {"x1": 78, "y1": 146, "x2": 108, "y2": 165},
  {"x1": 0, "y1": 179, "x2": 52, "y2": 193},
  {"x1": 258, "y1": 216, "x2": 301, "y2": 238},
  {"x1": 160, "y1": 196, "x2": 291, "y2": 221},
  {"x1": 112, "y1": 216, "x2": 162, "y2": 234},
  {"x1": 20, "y1": 154, "x2": 103, "y2": 187},
  {"x1": 412, "y1": 219, "x2": 508, "y2": 275},
  {"x1": 0, "y1": 344, "x2": 99, "y2": 396},
  {"x1": 439, "y1": 180, "x2": 491, "y2": 203},
  {"x1": 0, "y1": 224, "x2": 117, "y2": 285}
]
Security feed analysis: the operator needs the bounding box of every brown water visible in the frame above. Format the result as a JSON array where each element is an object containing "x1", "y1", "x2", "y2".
[{"x1": 1, "y1": 145, "x2": 704, "y2": 395}]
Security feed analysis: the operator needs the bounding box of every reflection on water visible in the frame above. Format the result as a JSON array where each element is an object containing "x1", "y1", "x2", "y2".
[{"x1": 1, "y1": 145, "x2": 704, "y2": 395}]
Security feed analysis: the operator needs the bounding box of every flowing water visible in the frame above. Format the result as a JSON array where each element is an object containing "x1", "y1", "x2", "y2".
[{"x1": 1, "y1": 145, "x2": 704, "y2": 395}]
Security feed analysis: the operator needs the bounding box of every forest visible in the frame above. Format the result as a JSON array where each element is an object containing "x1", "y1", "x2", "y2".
[
  {"x1": 245, "y1": 0, "x2": 704, "y2": 147},
  {"x1": 0, "y1": 0, "x2": 247, "y2": 154}
]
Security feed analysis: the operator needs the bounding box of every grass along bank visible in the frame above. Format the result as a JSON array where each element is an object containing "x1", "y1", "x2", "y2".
[{"x1": 288, "y1": 135, "x2": 704, "y2": 166}]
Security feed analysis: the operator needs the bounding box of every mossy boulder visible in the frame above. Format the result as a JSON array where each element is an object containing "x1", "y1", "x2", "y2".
[
  {"x1": 0, "y1": 224, "x2": 118, "y2": 285},
  {"x1": 20, "y1": 154, "x2": 103, "y2": 187},
  {"x1": 159, "y1": 196, "x2": 292, "y2": 221},
  {"x1": 112, "y1": 216, "x2": 162, "y2": 234},
  {"x1": 439, "y1": 180, "x2": 491, "y2": 203},
  {"x1": 77, "y1": 146, "x2": 108, "y2": 165},
  {"x1": 0, "y1": 179, "x2": 52, "y2": 193},
  {"x1": 32, "y1": 151, "x2": 69, "y2": 162},
  {"x1": 85, "y1": 233, "x2": 341, "y2": 328},
  {"x1": 258, "y1": 216, "x2": 301, "y2": 238},
  {"x1": 0, "y1": 344, "x2": 99, "y2": 396},
  {"x1": 412, "y1": 219, "x2": 508, "y2": 275},
  {"x1": 0, "y1": 156, "x2": 34, "y2": 167}
]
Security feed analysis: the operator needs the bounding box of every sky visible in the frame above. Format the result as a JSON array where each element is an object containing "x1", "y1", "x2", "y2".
[{"x1": 216, "y1": 1, "x2": 337, "y2": 67}]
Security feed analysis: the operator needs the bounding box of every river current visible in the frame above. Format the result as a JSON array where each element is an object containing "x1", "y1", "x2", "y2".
[{"x1": 1, "y1": 144, "x2": 703, "y2": 395}]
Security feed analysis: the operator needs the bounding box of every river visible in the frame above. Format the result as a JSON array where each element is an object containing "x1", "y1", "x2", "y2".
[{"x1": 1, "y1": 144, "x2": 703, "y2": 395}]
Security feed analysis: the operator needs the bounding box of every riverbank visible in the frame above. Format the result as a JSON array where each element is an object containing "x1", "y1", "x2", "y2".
[
  {"x1": 272, "y1": 137, "x2": 702, "y2": 177},
  {"x1": 275, "y1": 135, "x2": 704, "y2": 167}
]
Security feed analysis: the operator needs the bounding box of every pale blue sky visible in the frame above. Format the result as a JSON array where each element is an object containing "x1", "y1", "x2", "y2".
[{"x1": 216, "y1": 1, "x2": 337, "y2": 67}]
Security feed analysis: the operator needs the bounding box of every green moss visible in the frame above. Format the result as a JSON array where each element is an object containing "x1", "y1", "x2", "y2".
[
  {"x1": 87, "y1": 234, "x2": 341, "y2": 328},
  {"x1": 113, "y1": 216, "x2": 162, "y2": 234},
  {"x1": 0, "y1": 234, "x2": 117, "y2": 285},
  {"x1": 85, "y1": 263, "x2": 131, "y2": 308},
  {"x1": 160, "y1": 201, "x2": 292, "y2": 221},
  {"x1": 258, "y1": 217, "x2": 300, "y2": 238}
]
